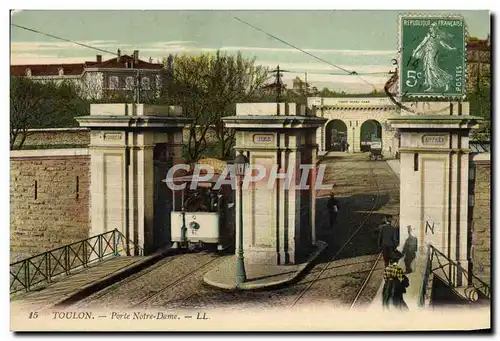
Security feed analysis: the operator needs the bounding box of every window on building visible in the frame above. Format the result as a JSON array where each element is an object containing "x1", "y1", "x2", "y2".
[
  {"x1": 109, "y1": 76, "x2": 119, "y2": 89},
  {"x1": 141, "y1": 77, "x2": 150, "y2": 90},
  {"x1": 125, "y1": 76, "x2": 135, "y2": 90}
]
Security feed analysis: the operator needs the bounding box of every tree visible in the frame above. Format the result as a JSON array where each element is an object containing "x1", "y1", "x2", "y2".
[
  {"x1": 163, "y1": 51, "x2": 268, "y2": 161},
  {"x1": 469, "y1": 80, "x2": 491, "y2": 140},
  {"x1": 10, "y1": 76, "x2": 89, "y2": 150}
]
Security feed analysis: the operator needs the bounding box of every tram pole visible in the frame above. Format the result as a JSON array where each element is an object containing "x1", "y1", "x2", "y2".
[{"x1": 234, "y1": 151, "x2": 248, "y2": 286}]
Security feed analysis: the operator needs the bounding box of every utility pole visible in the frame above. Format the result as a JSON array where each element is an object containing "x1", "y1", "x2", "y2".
[
  {"x1": 262, "y1": 65, "x2": 288, "y2": 115},
  {"x1": 305, "y1": 72, "x2": 308, "y2": 94}
]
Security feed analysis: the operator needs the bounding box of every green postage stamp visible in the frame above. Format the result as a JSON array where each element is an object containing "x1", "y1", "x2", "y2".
[{"x1": 399, "y1": 14, "x2": 467, "y2": 99}]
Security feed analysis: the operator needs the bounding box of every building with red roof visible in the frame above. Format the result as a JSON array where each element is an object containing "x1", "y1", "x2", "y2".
[{"x1": 10, "y1": 49, "x2": 165, "y2": 100}]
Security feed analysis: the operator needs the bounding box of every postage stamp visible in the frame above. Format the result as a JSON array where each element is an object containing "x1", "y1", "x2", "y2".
[{"x1": 398, "y1": 14, "x2": 467, "y2": 99}]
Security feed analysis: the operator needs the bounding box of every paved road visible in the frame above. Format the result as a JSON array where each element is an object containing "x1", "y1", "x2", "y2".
[{"x1": 63, "y1": 153, "x2": 401, "y2": 311}]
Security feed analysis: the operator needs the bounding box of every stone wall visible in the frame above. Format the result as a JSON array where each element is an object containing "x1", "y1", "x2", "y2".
[
  {"x1": 469, "y1": 156, "x2": 491, "y2": 284},
  {"x1": 10, "y1": 149, "x2": 90, "y2": 262},
  {"x1": 17, "y1": 127, "x2": 218, "y2": 150}
]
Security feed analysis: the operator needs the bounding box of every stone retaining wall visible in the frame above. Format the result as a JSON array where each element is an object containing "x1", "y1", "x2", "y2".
[
  {"x1": 10, "y1": 149, "x2": 91, "y2": 262},
  {"x1": 469, "y1": 155, "x2": 491, "y2": 284}
]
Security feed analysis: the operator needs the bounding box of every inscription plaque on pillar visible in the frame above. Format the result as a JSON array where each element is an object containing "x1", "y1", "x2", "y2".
[
  {"x1": 422, "y1": 135, "x2": 448, "y2": 146},
  {"x1": 104, "y1": 132, "x2": 123, "y2": 141},
  {"x1": 253, "y1": 134, "x2": 274, "y2": 144}
]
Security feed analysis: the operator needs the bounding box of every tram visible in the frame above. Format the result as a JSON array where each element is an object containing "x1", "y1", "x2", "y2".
[{"x1": 167, "y1": 172, "x2": 235, "y2": 251}]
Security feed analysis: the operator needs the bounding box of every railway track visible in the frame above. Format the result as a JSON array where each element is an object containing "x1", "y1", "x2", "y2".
[
  {"x1": 290, "y1": 165, "x2": 385, "y2": 308},
  {"x1": 70, "y1": 254, "x2": 184, "y2": 309},
  {"x1": 349, "y1": 252, "x2": 383, "y2": 309},
  {"x1": 71, "y1": 251, "x2": 224, "y2": 309},
  {"x1": 131, "y1": 253, "x2": 222, "y2": 308}
]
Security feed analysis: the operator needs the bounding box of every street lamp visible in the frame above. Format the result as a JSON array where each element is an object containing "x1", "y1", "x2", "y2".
[{"x1": 234, "y1": 150, "x2": 248, "y2": 286}]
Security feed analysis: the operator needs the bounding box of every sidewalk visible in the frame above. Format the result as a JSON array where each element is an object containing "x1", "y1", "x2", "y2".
[
  {"x1": 204, "y1": 241, "x2": 327, "y2": 290},
  {"x1": 368, "y1": 254, "x2": 427, "y2": 312},
  {"x1": 369, "y1": 159, "x2": 425, "y2": 311},
  {"x1": 386, "y1": 158, "x2": 400, "y2": 178}
]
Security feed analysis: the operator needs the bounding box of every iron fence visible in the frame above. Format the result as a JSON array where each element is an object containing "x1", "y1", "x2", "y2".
[
  {"x1": 419, "y1": 244, "x2": 491, "y2": 306},
  {"x1": 10, "y1": 229, "x2": 142, "y2": 294}
]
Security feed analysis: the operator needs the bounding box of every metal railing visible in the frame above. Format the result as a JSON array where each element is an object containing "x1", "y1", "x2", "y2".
[
  {"x1": 10, "y1": 229, "x2": 143, "y2": 294},
  {"x1": 418, "y1": 244, "x2": 491, "y2": 306}
]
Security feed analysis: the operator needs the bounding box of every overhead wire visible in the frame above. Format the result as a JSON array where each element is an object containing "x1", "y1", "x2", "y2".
[
  {"x1": 233, "y1": 16, "x2": 382, "y2": 90},
  {"x1": 10, "y1": 23, "x2": 208, "y2": 100},
  {"x1": 11, "y1": 24, "x2": 116, "y2": 56},
  {"x1": 12, "y1": 22, "x2": 393, "y2": 100}
]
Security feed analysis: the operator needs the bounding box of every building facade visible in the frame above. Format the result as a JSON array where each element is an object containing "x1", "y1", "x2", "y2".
[
  {"x1": 308, "y1": 97, "x2": 399, "y2": 155},
  {"x1": 10, "y1": 50, "x2": 165, "y2": 100},
  {"x1": 466, "y1": 36, "x2": 491, "y2": 92}
]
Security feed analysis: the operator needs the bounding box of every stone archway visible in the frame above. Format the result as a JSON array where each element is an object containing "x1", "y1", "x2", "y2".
[
  {"x1": 359, "y1": 119, "x2": 382, "y2": 152},
  {"x1": 325, "y1": 119, "x2": 348, "y2": 151}
]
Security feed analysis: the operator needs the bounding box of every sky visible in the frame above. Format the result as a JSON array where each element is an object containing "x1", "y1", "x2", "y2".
[{"x1": 10, "y1": 10, "x2": 491, "y2": 93}]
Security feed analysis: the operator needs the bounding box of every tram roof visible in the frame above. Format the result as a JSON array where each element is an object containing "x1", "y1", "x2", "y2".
[{"x1": 162, "y1": 174, "x2": 232, "y2": 186}]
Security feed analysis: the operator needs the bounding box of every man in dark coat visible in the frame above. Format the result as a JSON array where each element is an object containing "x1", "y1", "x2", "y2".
[
  {"x1": 378, "y1": 215, "x2": 398, "y2": 267},
  {"x1": 326, "y1": 193, "x2": 339, "y2": 229}
]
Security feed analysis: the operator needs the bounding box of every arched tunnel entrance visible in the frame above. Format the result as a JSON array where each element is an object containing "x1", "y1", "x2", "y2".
[
  {"x1": 360, "y1": 120, "x2": 382, "y2": 152},
  {"x1": 325, "y1": 120, "x2": 348, "y2": 151}
]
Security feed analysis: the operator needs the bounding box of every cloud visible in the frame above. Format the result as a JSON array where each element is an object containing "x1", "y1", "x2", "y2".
[
  {"x1": 10, "y1": 53, "x2": 100, "y2": 64},
  {"x1": 283, "y1": 72, "x2": 389, "y2": 86},
  {"x1": 11, "y1": 40, "x2": 123, "y2": 53},
  {"x1": 256, "y1": 61, "x2": 392, "y2": 74},
  {"x1": 145, "y1": 41, "x2": 197, "y2": 47},
  {"x1": 215, "y1": 46, "x2": 396, "y2": 56},
  {"x1": 11, "y1": 40, "x2": 396, "y2": 58}
]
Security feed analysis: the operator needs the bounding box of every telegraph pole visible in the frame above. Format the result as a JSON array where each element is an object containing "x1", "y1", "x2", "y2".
[{"x1": 262, "y1": 65, "x2": 288, "y2": 115}]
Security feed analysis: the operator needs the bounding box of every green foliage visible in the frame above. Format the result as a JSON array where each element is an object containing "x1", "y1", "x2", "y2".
[
  {"x1": 162, "y1": 51, "x2": 269, "y2": 162},
  {"x1": 468, "y1": 66, "x2": 491, "y2": 140},
  {"x1": 469, "y1": 83, "x2": 491, "y2": 140}
]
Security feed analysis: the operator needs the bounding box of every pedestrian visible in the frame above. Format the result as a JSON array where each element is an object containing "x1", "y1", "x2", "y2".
[
  {"x1": 378, "y1": 215, "x2": 398, "y2": 267},
  {"x1": 326, "y1": 193, "x2": 339, "y2": 229},
  {"x1": 382, "y1": 250, "x2": 409, "y2": 310},
  {"x1": 402, "y1": 225, "x2": 418, "y2": 274}
]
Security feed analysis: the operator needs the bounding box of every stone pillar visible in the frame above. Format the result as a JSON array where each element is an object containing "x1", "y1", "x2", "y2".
[
  {"x1": 223, "y1": 103, "x2": 326, "y2": 265},
  {"x1": 77, "y1": 103, "x2": 191, "y2": 255},
  {"x1": 388, "y1": 102, "x2": 481, "y2": 285}
]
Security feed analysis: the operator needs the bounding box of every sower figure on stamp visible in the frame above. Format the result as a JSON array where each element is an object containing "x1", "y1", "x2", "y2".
[
  {"x1": 378, "y1": 215, "x2": 398, "y2": 267},
  {"x1": 382, "y1": 250, "x2": 409, "y2": 310},
  {"x1": 326, "y1": 192, "x2": 339, "y2": 229}
]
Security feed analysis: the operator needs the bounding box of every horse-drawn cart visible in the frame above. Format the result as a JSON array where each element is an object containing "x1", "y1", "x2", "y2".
[{"x1": 369, "y1": 140, "x2": 383, "y2": 161}]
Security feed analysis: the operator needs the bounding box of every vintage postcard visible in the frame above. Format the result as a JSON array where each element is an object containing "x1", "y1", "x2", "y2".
[{"x1": 8, "y1": 9, "x2": 491, "y2": 332}]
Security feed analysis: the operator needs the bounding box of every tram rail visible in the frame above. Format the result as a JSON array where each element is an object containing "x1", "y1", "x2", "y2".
[{"x1": 290, "y1": 165, "x2": 383, "y2": 308}]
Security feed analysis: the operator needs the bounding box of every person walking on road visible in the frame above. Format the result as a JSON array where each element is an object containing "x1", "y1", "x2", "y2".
[
  {"x1": 378, "y1": 215, "x2": 398, "y2": 267},
  {"x1": 326, "y1": 193, "x2": 339, "y2": 229},
  {"x1": 382, "y1": 250, "x2": 409, "y2": 310}
]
